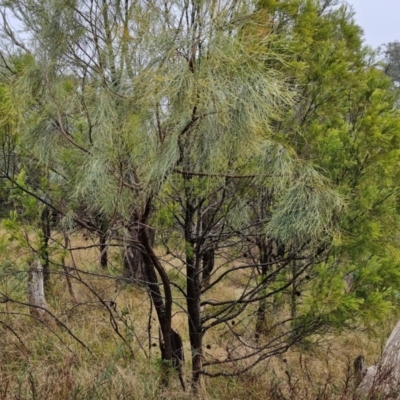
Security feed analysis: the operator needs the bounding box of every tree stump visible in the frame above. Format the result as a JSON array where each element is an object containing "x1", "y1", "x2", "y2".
[
  {"x1": 28, "y1": 260, "x2": 48, "y2": 321},
  {"x1": 357, "y1": 320, "x2": 400, "y2": 399}
]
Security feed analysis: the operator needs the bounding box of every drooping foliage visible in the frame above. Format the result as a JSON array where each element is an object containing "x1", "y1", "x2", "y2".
[{"x1": 0, "y1": 0, "x2": 399, "y2": 393}]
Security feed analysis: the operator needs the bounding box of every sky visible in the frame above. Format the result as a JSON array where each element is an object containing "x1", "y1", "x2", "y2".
[
  {"x1": 347, "y1": 0, "x2": 400, "y2": 49},
  {"x1": 2, "y1": 1, "x2": 399, "y2": 50}
]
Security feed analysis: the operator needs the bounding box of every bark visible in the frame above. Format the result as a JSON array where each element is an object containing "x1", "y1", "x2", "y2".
[
  {"x1": 354, "y1": 354, "x2": 366, "y2": 387},
  {"x1": 201, "y1": 206, "x2": 215, "y2": 288},
  {"x1": 291, "y1": 259, "x2": 298, "y2": 319},
  {"x1": 96, "y1": 213, "x2": 108, "y2": 269},
  {"x1": 255, "y1": 238, "x2": 273, "y2": 335},
  {"x1": 159, "y1": 328, "x2": 185, "y2": 390},
  {"x1": 119, "y1": 202, "x2": 175, "y2": 386},
  {"x1": 62, "y1": 234, "x2": 78, "y2": 304},
  {"x1": 28, "y1": 260, "x2": 47, "y2": 321},
  {"x1": 357, "y1": 320, "x2": 400, "y2": 399},
  {"x1": 99, "y1": 232, "x2": 108, "y2": 269},
  {"x1": 201, "y1": 247, "x2": 214, "y2": 288},
  {"x1": 185, "y1": 200, "x2": 203, "y2": 388},
  {"x1": 140, "y1": 228, "x2": 171, "y2": 349},
  {"x1": 123, "y1": 214, "x2": 154, "y2": 283},
  {"x1": 130, "y1": 204, "x2": 174, "y2": 384},
  {"x1": 40, "y1": 206, "x2": 51, "y2": 288},
  {"x1": 187, "y1": 251, "x2": 203, "y2": 387}
]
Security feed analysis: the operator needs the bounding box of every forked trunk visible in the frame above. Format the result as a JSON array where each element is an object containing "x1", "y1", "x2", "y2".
[{"x1": 130, "y1": 206, "x2": 175, "y2": 385}]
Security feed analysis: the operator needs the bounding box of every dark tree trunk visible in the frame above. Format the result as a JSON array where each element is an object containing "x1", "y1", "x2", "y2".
[
  {"x1": 123, "y1": 215, "x2": 155, "y2": 283},
  {"x1": 140, "y1": 227, "x2": 174, "y2": 382},
  {"x1": 184, "y1": 200, "x2": 203, "y2": 388},
  {"x1": 201, "y1": 247, "x2": 214, "y2": 288},
  {"x1": 40, "y1": 206, "x2": 51, "y2": 289},
  {"x1": 354, "y1": 355, "x2": 366, "y2": 387},
  {"x1": 255, "y1": 238, "x2": 270, "y2": 335},
  {"x1": 201, "y1": 205, "x2": 216, "y2": 289},
  {"x1": 99, "y1": 232, "x2": 108, "y2": 269},
  {"x1": 95, "y1": 213, "x2": 108, "y2": 269},
  {"x1": 61, "y1": 234, "x2": 77, "y2": 304},
  {"x1": 187, "y1": 252, "x2": 203, "y2": 387},
  {"x1": 159, "y1": 328, "x2": 185, "y2": 390},
  {"x1": 291, "y1": 260, "x2": 298, "y2": 319},
  {"x1": 130, "y1": 203, "x2": 174, "y2": 385},
  {"x1": 254, "y1": 192, "x2": 277, "y2": 336}
]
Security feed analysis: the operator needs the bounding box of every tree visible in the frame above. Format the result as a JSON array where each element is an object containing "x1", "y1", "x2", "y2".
[
  {"x1": 257, "y1": 0, "x2": 400, "y2": 325},
  {"x1": 160, "y1": 150, "x2": 342, "y2": 386},
  {"x1": 0, "y1": 0, "x2": 308, "y2": 386},
  {"x1": 0, "y1": 0, "x2": 346, "y2": 390},
  {"x1": 3, "y1": 0, "x2": 398, "y2": 393},
  {"x1": 383, "y1": 41, "x2": 400, "y2": 86}
]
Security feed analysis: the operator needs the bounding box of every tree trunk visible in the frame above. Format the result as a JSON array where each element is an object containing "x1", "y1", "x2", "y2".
[
  {"x1": 201, "y1": 205, "x2": 215, "y2": 289},
  {"x1": 140, "y1": 230, "x2": 174, "y2": 384},
  {"x1": 184, "y1": 200, "x2": 203, "y2": 389},
  {"x1": 159, "y1": 328, "x2": 186, "y2": 390},
  {"x1": 99, "y1": 232, "x2": 108, "y2": 269},
  {"x1": 187, "y1": 251, "x2": 203, "y2": 388},
  {"x1": 131, "y1": 204, "x2": 174, "y2": 385},
  {"x1": 28, "y1": 260, "x2": 47, "y2": 321},
  {"x1": 354, "y1": 354, "x2": 366, "y2": 387},
  {"x1": 201, "y1": 247, "x2": 214, "y2": 288},
  {"x1": 255, "y1": 238, "x2": 271, "y2": 335},
  {"x1": 62, "y1": 233, "x2": 78, "y2": 304},
  {"x1": 96, "y1": 213, "x2": 108, "y2": 269},
  {"x1": 40, "y1": 206, "x2": 51, "y2": 288},
  {"x1": 123, "y1": 214, "x2": 154, "y2": 283},
  {"x1": 291, "y1": 259, "x2": 298, "y2": 319}
]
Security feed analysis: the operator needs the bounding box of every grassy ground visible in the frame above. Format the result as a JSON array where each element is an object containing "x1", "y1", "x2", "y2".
[{"x1": 0, "y1": 228, "x2": 393, "y2": 399}]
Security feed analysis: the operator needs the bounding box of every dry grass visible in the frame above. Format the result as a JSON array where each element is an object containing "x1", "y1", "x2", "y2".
[{"x1": 0, "y1": 228, "x2": 393, "y2": 399}]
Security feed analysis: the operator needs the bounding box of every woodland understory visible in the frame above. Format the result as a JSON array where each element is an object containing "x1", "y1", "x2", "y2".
[{"x1": 1, "y1": 0, "x2": 400, "y2": 398}]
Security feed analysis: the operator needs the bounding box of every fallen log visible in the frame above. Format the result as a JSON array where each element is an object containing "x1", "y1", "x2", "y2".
[{"x1": 356, "y1": 320, "x2": 400, "y2": 399}]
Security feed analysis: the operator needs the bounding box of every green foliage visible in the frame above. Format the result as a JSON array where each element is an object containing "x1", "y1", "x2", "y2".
[
  {"x1": 383, "y1": 41, "x2": 400, "y2": 86},
  {"x1": 1, "y1": 0, "x2": 400, "y2": 390},
  {"x1": 259, "y1": 0, "x2": 400, "y2": 326}
]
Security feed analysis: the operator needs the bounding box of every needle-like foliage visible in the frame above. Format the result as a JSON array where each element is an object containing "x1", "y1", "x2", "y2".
[{"x1": 0, "y1": 0, "x2": 350, "y2": 390}]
